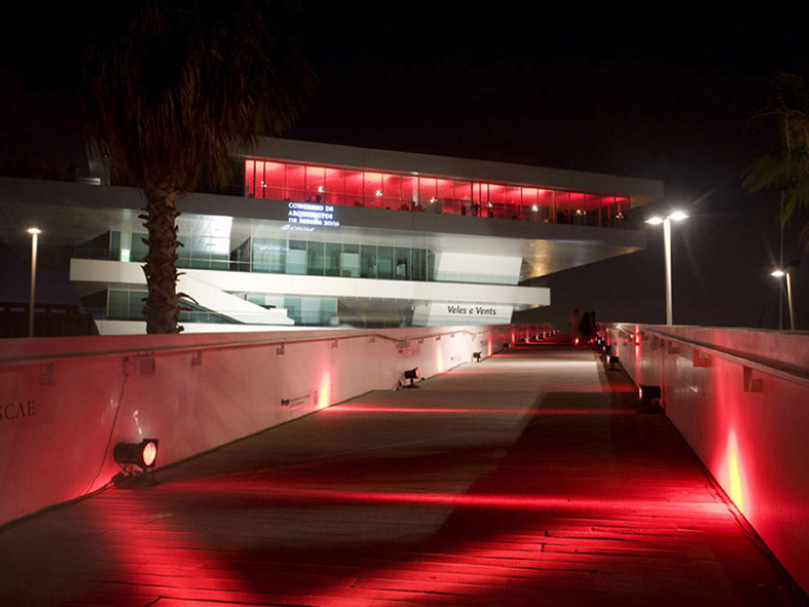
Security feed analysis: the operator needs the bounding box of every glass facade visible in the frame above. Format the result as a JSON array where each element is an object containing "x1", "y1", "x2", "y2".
[
  {"x1": 107, "y1": 290, "x2": 234, "y2": 324},
  {"x1": 106, "y1": 288, "x2": 337, "y2": 326},
  {"x1": 104, "y1": 231, "x2": 432, "y2": 281},
  {"x1": 245, "y1": 159, "x2": 630, "y2": 228}
]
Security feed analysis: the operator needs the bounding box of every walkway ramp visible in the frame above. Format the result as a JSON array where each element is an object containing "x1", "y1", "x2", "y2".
[{"x1": 0, "y1": 345, "x2": 804, "y2": 606}]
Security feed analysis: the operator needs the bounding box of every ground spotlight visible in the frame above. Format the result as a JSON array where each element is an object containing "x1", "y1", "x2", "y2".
[
  {"x1": 639, "y1": 385, "x2": 662, "y2": 401},
  {"x1": 114, "y1": 438, "x2": 159, "y2": 471},
  {"x1": 638, "y1": 385, "x2": 664, "y2": 413},
  {"x1": 607, "y1": 354, "x2": 620, "y2": 370},
  {"x1": 473, "y1": 351, "x2": 482, "y2": 362},
  {"x1": 402, "y1": 367, "x2": 420, "y2": 388}
]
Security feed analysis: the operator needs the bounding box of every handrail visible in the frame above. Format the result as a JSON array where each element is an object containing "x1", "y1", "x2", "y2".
[
  {"x1": 0, "y1": 326, "x2": 501, "y2": 367},
  {"x1": 615, "y1": 324, "x2": 809, "y2": 389}
]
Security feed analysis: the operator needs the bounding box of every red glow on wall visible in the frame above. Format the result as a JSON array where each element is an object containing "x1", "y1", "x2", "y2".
[
  {"x1": 436, "y1": 343, "x2": 444, "y2": 373},
  {"x1": 722, "y1": 430, "x2": 747, "y2": 516},
  {"x1": 317, "y1": 371, "x2": 332, "y2": 409}
]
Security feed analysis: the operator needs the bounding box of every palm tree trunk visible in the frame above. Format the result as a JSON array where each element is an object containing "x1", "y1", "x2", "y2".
[{"x1": 141, "y1": 185, "x2": 182, "y2": 334}]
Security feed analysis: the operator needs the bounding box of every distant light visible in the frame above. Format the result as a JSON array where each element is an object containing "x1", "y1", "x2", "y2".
[
  {"x1": 27, "y1": 227, "x2": 41, "y2": 235},
  {"x1": 375, "y1": 190, "x2": 383, "y2": 197},
  {"x1": 531, "y1": 205, "x2": 538, "y2": 212},
  {"x1": 646, "y1": 212, "x2": 688, "y2": 225},
  {"x1": 317, "y1": 186, "x2": 325, "y2": 193}
]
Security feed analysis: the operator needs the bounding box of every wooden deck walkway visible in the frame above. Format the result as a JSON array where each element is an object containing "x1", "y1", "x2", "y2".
[{"x1": 1, "y1": 344, "x2": 805, "y2": 606}]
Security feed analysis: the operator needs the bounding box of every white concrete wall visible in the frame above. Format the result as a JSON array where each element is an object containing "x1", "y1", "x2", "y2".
[
  {"x1": 607, "y1": 324, "x2": 809, "y2": 595},
  {"x1": 434, "y1": 252, "x2": 522, "y2": 284},
  {"x1": 0, "y1": 324, "x2": 543, "y2": 527},
  {"x1": 70, "y1": 259, "x2": 551, "y2": 308}
]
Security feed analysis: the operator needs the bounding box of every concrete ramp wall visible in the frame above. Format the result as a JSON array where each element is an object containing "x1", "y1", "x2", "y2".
[
  {"x1": 607, "y1": 324, "x2": 809, "y2": 595},
  {"x1": 0, "y1": 324, "x2": 543, "y2": 527}
]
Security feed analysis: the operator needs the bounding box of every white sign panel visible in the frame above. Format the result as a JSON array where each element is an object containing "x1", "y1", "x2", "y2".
[{"x1": 411, "y1": 302, "x2": 513, "y2": 326}]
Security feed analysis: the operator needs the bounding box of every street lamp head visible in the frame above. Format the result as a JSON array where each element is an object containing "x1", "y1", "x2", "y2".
[
  {"x1": 669, "y1": 211, "x2": 688, "y2": 221},
  {"x1": 27, "y1": 227, "x2": 41, "y2": 235},
  {"x1": 645, "y1": 216, "x2": 664, "y2": 225},
  {"x1": 771, "y1": 269, "x2": 787, "y2": 277}
]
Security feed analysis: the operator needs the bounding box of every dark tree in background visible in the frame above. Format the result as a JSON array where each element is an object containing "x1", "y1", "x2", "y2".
[
  {"x1": 82, "y1": 1, "x2": 314, "y2": 333},
  {"x1": 744, "y1": 72, "x2": 809, "y2": 245}
]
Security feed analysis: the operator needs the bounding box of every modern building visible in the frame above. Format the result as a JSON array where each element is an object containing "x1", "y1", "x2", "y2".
[{"x1": 0, "y1": 139, "x2": 663, "y2": 335}]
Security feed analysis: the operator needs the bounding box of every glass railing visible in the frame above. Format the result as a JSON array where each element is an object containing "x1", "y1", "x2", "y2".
[{"x1": 73, "y1": 250, "x2": 525, "y2": 286}]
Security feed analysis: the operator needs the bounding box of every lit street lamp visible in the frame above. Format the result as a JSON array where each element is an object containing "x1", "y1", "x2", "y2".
[
  {"x1": 771, "y1": 267, "x2": 795, "y2": 331},
  {"x1": 645, "y1": 211, "x2": 688, "y2": 326},
  {"x1": 27, "y1": 227, "x2": 41, "y2": 338}
]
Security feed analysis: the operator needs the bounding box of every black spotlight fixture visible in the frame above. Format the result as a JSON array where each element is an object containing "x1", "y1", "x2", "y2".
[
  {"x1": 114, "y1": 438, "x2": 159, "y2": 473},
  {"x1": 638, "y1": 385, "x2": 664, "y2": 413},
  {"x1": 473, "y1": 351, "x2": 482, "y2": 362},
  {"x1": 639, "y1": 385, "x2": 662, "y2": 401},
  {"x1": 403, "y1": 367, "x2": 420, "y2": 388},
  {"x1": 607, "y1": 354, "x2": 620, "y2": 370}
]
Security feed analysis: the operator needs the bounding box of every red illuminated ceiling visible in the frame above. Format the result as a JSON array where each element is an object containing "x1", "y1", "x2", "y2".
[{"x1": 245, "y1": 159, "x2": 630, "y2": 227}]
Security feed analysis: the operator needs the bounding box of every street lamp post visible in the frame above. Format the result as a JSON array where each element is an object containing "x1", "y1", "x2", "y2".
[
  {"x1": 771, "y1": 268, "x2": 795, "y2": 330},
  {"x1": 645, "y1": 211, "x2": 688, "y2": 326},
  {"x1": 27, "y1": 227, "x2": 41, "y2": 338}
]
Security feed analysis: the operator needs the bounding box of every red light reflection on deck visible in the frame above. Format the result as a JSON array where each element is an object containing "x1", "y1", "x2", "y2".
[
  {"x1": 323, "y1": 405, "x2": 633, "y2": 416},
  {"x1": 85, "y1": 494, "x2": 250, "y2": 603},
  {"x1": 168, "y1": 478, "x2": 730, "y2": 518}
]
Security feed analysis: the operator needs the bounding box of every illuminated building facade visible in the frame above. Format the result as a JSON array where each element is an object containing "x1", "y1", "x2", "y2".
[{"x1": 1, "y1": 139, "x2": 663, "y2": 334}]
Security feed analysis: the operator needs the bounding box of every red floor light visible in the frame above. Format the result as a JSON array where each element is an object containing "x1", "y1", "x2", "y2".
[{"x1": 114, "y1": 439, "x2": 159, "y2": 470}]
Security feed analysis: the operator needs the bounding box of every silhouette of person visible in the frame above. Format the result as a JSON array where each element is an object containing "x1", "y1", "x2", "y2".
[
  {"x1": 580, "y1": 310, "x2": 593, "y2": 343},
  {"x1": 569, "y1": 309, "x2": 581, "y2": 340}
]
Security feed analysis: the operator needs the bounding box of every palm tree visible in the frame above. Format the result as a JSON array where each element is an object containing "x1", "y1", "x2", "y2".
[
  {"x1": 82, "y1": 1, "x2": 314, "y2": 333},
  {"x1": 744, "y1": 72, "x2": 809, "y2": 245}
]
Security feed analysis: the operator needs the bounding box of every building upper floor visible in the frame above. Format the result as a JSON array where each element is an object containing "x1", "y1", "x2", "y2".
[{"x1": 237, "y1": 139, "x2": 664, "y2": 230}]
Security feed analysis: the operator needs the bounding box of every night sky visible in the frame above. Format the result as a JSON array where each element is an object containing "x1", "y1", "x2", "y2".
[{"x1": 1, "y1": 2, "x2": 808, "y2": 329}]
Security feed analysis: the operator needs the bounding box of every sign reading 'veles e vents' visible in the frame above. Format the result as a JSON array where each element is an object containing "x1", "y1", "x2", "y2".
[
  {"x1": 411, "y1": 302, "x2": 513, "y2": 326},
  {"x1": 288, "y1": 202, "x2": 340, "y2": 227}
]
